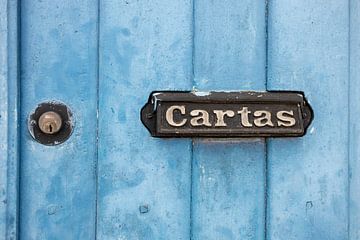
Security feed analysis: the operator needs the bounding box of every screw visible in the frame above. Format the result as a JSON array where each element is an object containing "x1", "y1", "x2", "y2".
[
  {"x1": 139, "y1": 205, "x2": 149, "y2": 214},
  {"x1": 38, "y1": 111, "x2": 62, "y2": 134}
]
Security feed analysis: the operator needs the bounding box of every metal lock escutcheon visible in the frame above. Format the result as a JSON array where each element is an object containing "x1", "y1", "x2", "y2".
[{"x1": 28, "y1": 102, "x2": 74, "y2": 145}]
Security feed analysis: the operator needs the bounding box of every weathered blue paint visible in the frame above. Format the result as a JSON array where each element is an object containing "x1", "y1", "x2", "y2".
[
  {"x1": 191, "y1": 1, "x2": 266, "y2": 239},
  {"x1": 192, "y1": 140, "x2": 265, "y2": 239},
  {"x1": 0, "y1": 0, "x2": 20, "y2": 239},
  {"x1": 97, "y1": 0, "x2": 193, "y2": 239},
  {"x1": 19, "y1": 0, "x2": 98, "y2": 239},
  {"x1": 267, "y1": 0, "x2": 350, "y2": 239},
  {"x1": 2, "y1": 0, "x2": 360, "y2": 239},
  {"x1": 350, "y1": 0, "x2": 360, "y2": 238}
]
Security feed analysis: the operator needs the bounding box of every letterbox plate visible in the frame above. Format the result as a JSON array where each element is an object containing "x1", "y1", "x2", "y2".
[{"x1": 141, "y1": 91, "x2": 313, "y2": 138}]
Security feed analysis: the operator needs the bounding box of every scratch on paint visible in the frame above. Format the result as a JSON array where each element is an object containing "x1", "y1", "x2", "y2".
[
  {"x1": 309, "y1": 127, "x2": 315, "y2": 134},
  {"x1": 191, "y1": 91, "x2": 211, "y2": 96}
]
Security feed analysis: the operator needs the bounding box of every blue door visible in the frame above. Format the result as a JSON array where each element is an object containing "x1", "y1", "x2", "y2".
[{"x1": 1, "y1": 0, "x2": 360, "y2": 239}]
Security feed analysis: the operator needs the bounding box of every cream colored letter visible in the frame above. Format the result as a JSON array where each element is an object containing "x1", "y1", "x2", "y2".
[
  {"x1": 213, "y1": 110, "x2": 235, "y2": 127},
  {"x1": 277, "y1": 110, "x2": 296, "y2": 127},
  {"x1": 190, "y1": 110, "x2": 212, "y2": 127},
  {"x1": 254, "y1": 110, "x2": 274, "y2": 127},
  {"x1": 237, "y1": 107, "x2": 253, "y2": 127},
  {"x1": 166, "y1": 105, "x2": 187, "y2": 127}
]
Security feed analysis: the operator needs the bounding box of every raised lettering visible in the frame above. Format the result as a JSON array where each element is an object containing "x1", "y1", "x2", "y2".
[
  {"x1": 254, "y1": 110, "x2": 274, "y2": 127},
  {"x1": 213, "y1": 110, "x2": 235, "y2": 127},
  {"x1": 277, "y1": 110, "x2": 296, "y2": 127},
  {"x1": 237, "y1": 107, "x2": 253, "y2": 127},
  {"x1": 165, "y1": 105, "x2": 187, "y2": 127},
  {"x1": 190, "y1": 110, "x2": 212, "y2": 127}
]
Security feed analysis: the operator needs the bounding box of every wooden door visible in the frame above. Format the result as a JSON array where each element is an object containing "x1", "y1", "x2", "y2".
[{"x1": 1, "y1": 0, "x2": 359, "y2": 239}]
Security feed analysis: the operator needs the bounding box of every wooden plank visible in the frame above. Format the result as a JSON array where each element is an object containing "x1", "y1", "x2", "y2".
[
  {"x1": 0, "y1": 0, "x2": 7, "y2": 232},
  {"x1": 19, "y1": 0, "x2": 98, "y2": 238},
  {"x1": 97, "y1": 1, "x2": 193, "y2": 239},
  {"x1": 191, "y1": 1, "x2": 266, "y2": 239},
  {"x1": 350, "y1": 0, "x2": 360, "y2": 238},
  {"x1": 267, "y1": 0, "x2": 349, "y2": 239},
  {"x1": 0, "y1": 0, "x2": 20, "y2": 239}
]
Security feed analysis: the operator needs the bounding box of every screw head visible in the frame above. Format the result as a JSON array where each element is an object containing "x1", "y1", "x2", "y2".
[{"x1": 38, "y1": 111, "x2": 63, "y2": 134}]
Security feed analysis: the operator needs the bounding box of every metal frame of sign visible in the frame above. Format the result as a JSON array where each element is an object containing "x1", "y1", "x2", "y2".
[{"x1": 141, "y1": 91, "x2": 313, "y2": 138}]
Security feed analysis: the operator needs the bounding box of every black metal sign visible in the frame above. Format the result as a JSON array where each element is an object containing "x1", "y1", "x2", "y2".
[{"x1": 141, "y1": 91, "x2": 313, "y2": 138}]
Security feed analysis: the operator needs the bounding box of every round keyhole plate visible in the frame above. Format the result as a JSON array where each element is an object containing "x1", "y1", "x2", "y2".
[{"x1": 28, "y1": 101, "x2": 74, "y2": 146}]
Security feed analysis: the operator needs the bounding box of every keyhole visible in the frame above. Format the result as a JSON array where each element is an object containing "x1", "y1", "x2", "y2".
[
  {"x1": 38, "y1": 111, "x2": 62, "y2": 135},
  {"x1": 48, "y1": 124, "x2": 53, "y2": 133},
  {"x1": 28, "y1": 102, "x2": 73, "y2": 145}
]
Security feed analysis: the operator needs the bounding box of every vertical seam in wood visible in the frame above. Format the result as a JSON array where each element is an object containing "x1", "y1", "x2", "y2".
[
  {"x1": 347, "y1": 0, "x2": 351, "y2": 238},
  {"x1": 7, "y1": 0, "x2": 21, "y2": 238},
  {"x1": 95, "y1": 0, "x2": 100, "y2": 239},
  {"x1": 265, "y1": 0, "x2": 269, "y2": 92},
  {"x1": 264, "y1": 139, "x2": 268, "y2": 240},
  {"x1": 190, "y1": 0, "x2": 195, "y2": 239},
  {"x1": 191, "y1": 0, "x2": 196, "y2": 90},
  {"x1": 264, "y1": 0, "x2": 269, "y2": 239},
  {"x1": 16, "y1": 0, "x2": 20, "y2": 238},
  {"x1": 190, "y1": 141, "x2": 194, "y2": 240}
]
